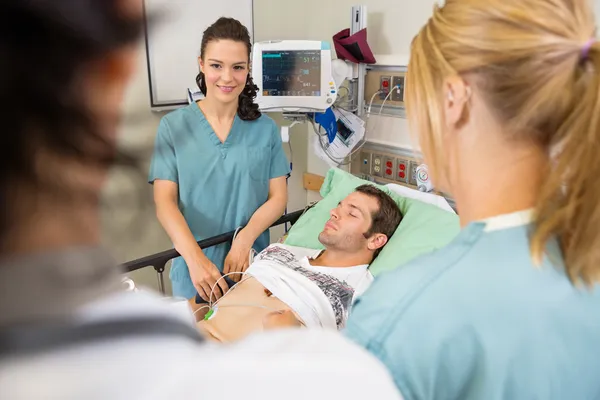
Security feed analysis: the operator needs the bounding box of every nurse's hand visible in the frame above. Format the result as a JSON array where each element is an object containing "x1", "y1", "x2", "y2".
[
  {"x1": 189, "y1": 260, "x2": 228, "y2": 302},
  {"x1": 224, "y1": 232, "x2": 253, "y2": 282}
]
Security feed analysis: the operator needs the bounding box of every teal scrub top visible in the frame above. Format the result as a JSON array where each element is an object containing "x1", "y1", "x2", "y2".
[
  {"x1": 344, "y1": 210, "x2": 600, "y2": 400},
  {"x1": 148, "y1": 103, "x2": 290, "y2": 299}
]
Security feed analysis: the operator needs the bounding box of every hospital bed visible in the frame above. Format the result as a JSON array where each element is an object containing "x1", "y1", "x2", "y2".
[
  {"x1": 123, "y1": 209, "x2": 305, "y2": 295},
  {"x1": 122, "y1": 168, "x2": 460, "y2": 296}
]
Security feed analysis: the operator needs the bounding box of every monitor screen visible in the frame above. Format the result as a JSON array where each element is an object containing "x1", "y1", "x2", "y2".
[
  {"x1": 261, "y1": 50, "x2": 321, "y2": 97},
  {"x1": 336, "y1": 119, "x2": 354, "y2": 145}
]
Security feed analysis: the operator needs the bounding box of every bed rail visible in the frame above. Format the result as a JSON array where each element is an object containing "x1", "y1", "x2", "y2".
[{"x1": 121, "y1": 209, "x2": 305, "y2": 295}]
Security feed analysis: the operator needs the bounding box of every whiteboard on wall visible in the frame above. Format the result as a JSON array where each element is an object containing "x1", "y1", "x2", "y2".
[{"x1": 143, "y1": 0, "x2": 254, "y2": 110}]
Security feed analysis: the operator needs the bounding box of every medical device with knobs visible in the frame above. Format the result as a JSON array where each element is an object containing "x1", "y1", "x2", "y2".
[
  {"x1": 252, "y1": 40, "x2": 338, "y2": 113},
  {"x1": 317, "y1": 84, "x2": 397, "y2": 170},
  {"x1": 249, "y1": 6, "x2": 373, "y2": 165},
  {"x1": 251, "y1": 39, "x2": 339, "y2": 142},
  {"x1": 416, "y1": 164, "x2": 434, "y2": 192}
]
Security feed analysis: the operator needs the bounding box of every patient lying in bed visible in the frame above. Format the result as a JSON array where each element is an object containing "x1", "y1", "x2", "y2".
[{"x1": 197, "y1": 185, "x2": 403, "y2": 342}]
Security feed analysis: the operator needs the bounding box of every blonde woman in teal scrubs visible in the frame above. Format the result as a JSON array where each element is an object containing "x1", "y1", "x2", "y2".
[{"x1": 345, "y1": 1, "x2": 600, "y2": 398}]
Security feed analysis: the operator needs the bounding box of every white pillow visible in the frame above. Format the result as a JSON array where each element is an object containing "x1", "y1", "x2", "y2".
[{"x1": 385, "y1": 183, "x2": 456, "y2": 214}]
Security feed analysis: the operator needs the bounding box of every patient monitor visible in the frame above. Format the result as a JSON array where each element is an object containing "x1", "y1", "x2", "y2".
[{"x1": 252, "y1": 40, "x2": 338, "y2": 113}]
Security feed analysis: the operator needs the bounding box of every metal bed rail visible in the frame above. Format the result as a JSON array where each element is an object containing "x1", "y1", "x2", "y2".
[{"x1": 121, "y1": 209, "x2": 305, "y2": 295}]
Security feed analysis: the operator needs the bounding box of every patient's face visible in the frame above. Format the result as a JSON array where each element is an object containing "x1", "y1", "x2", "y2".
[{"x1": 318, "y1": 192, "x2": 378, "y2": 251}]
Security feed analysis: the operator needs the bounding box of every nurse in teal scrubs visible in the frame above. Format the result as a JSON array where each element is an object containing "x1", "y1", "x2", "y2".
[
  {"x1": 345, "y1": 1, "x2": 600, "y2": 399},
  {"x1": 148, "y1": 17, "x2": 289, "y2": 310}
]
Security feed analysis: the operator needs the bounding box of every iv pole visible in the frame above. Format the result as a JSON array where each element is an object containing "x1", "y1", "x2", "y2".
[{"x1": 350, "y1": 5, "x2": 367, "y2": 118}]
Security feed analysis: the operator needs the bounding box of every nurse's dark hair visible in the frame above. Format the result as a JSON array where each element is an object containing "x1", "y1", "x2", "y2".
[
  {"x1": 195, "y1": 17, "x2": 261, "y2": 121},
  {"x1": 0, "y1": 1, "x2": 143, "y2": 233},
  {"x1": 355, "y1": 185, "x2": 403, "y2": 259},
  {"x1": 407, "y1": 0, "x2": 600, "y2": 285}
]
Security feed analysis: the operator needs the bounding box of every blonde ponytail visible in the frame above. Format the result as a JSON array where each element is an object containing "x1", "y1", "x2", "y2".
[
  {"x1": 533, "y1": 40, "x2": 600, "y2": 285},
  {"x1": 406, "y1": 0, "x2": 600, "y2": 285}
]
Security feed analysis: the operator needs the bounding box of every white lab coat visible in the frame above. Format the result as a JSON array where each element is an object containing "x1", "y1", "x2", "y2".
[{"x1": 0, "y1": 290, "x2": 402, "y2": 400}]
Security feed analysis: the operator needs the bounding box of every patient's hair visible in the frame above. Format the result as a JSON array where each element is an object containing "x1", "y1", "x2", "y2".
[
  {"x1": 355, "y1": 185, "x2": 402, "y2": 258},
  {"x1": 195, "y1": 17, "x2": 261, "y2": 121},
  {"x1": 406, "y1": 0, "x2": 600, "y2": 285}
]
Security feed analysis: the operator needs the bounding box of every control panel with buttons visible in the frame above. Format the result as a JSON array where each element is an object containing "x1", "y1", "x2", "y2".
[
  {"x1": 326, "y1": 81, "x2": 336, "y2": 104},
  {"x1": 351, "y1": 147, "x2": 451, "y2": 200},
  {"x1": 350, "y1": 148, "x2": 424, "y2": 191}
]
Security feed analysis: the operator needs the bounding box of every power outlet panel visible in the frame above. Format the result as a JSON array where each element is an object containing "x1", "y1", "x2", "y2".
[
  {"x1": 383, "y1": 157, "x2": 395, "y2": 180},
  {"x1": 379, "y1": 76, "x2": 391, "y2": 100},
  {"x1": 408, "y1": 160, "x2": 419, "y2": 186},
  {"x1": 364, "y1": 69, "x2": 407, "y2": 107},
  {"x1": 372, "y1": 153, "x2": 384, "y2": 177},
  {"x1": 360, "y1": 151, "x2": 372, "y2": 175},
  {"x1": 395, "y1": 158, "x2": 409, "y2": 183},
  {"x1": 391, "y1": 75, "x2": 405, "y2": 102},
  {"x1": 349, "y1": 148, "x2": 450, "y2": 201}
]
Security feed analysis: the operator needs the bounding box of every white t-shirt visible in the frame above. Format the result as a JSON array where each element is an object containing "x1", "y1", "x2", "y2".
[
  {"x1": 245, "y1": 243, "x2": 374, "y2": 330},
  {"x1": 0, "y1": 290, "x2": 403, "y2": 400}
]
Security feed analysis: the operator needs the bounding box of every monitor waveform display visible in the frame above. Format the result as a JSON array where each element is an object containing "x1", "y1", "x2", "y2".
[{"x1": 262, "y1": 50, "x2": 321, "y2": 97}]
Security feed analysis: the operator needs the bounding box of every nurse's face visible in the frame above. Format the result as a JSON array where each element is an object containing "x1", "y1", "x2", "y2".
[
  {"x1": 199, "y1": 39, "x2": 249, "y2": 104},
  {"x1": 318, "y1": 192, "x2": 378, "y2": 252}
]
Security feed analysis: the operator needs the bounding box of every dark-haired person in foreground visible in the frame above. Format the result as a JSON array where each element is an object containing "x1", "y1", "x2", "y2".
[
  {"x1": 0, "y1": 1, "x2": 403, "y2": 399},
  {"x1": 149, "y1": 16, "x2": 290, "y2": 313},
  {"x1": 197, "y1": 185, "x2": 403, "y2": 342}
]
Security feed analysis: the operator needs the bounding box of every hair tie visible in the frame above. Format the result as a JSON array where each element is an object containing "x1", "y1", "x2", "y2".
[{"x1": 581, "y1": 38, "x2": 596, "y2": 61}]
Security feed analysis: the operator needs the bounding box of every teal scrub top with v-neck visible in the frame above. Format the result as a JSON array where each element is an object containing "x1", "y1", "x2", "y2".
[{"x1": 148, "y1": 103, "x2": 290, "y2": 299}]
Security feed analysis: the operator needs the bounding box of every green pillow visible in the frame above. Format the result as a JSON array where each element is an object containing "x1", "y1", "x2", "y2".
[{"x1": 284, "y1": 168, "x2": 460, "y2": 275}]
